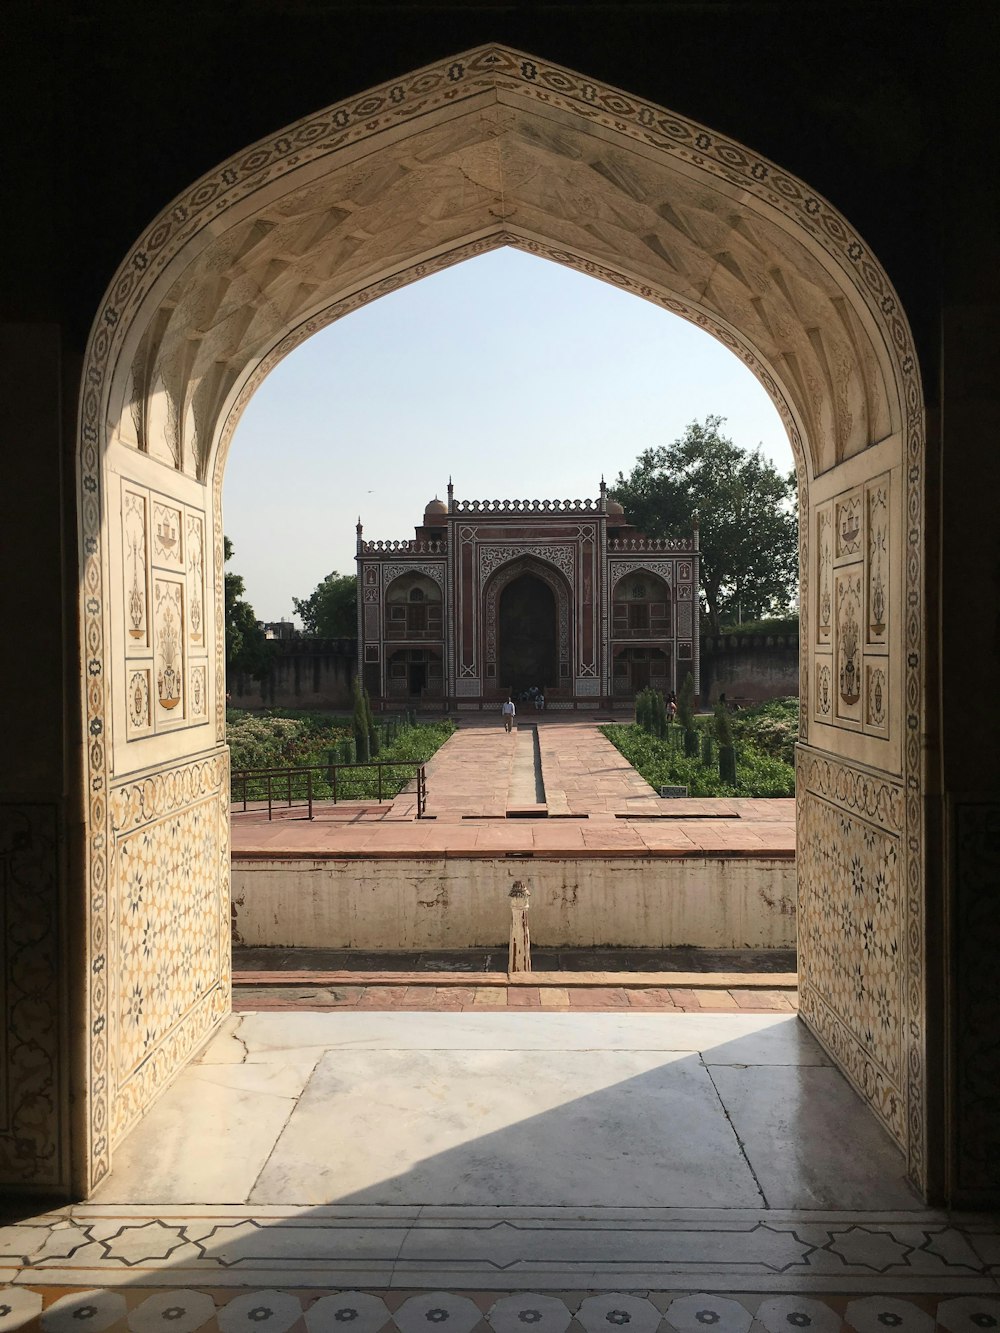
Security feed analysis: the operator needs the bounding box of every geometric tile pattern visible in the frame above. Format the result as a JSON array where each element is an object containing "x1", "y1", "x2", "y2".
[
  {"x1": 75, "y1": 45, "x2": 927, "y2": 1201},
  {"x1": 116, "y1": 798, "x2": 223, "y2": 1081},
  {"x1": 798, "y1": 753, "x2": 906, "y2": 1150},
  {"x1": 4, "y1": 1206, "x2": 1000, "y2": 1294},
  {"x1": 109, "y1": 756, "x2": 231, "y2": 1148}
]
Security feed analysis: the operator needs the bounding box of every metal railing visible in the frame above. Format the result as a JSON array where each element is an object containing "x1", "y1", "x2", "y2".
[{"x1": 231, "y1": 761, "x2": 427, "y2": 820}]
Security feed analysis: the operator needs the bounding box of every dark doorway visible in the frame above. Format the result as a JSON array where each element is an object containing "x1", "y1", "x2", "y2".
[
  {"x1": 408, "y1": 663, "x2": 426, "y2": 697},
  {"x1": 631, "y1": 656, "x2": 651, "y2": 693},
  {"x1": 499, "y1": 574, "x2": 557, "y2": 692}
]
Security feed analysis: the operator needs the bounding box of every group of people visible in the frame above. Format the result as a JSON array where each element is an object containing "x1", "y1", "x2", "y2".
[{"x1": 500, "y1": 686, "x2": 546, "y2": 731}]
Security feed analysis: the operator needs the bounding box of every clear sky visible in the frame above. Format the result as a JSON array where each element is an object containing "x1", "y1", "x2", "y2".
[{"x1": 224, "y1": 247, "x2": 793, "y2": 623}]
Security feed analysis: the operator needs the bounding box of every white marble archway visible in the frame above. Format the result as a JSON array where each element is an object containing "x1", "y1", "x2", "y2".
[{"x1": 76, "y1": 46, "x2": 926, "y2": 1195}]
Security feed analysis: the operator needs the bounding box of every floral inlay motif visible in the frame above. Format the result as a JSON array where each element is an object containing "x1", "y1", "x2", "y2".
[
  {"x1": 836, "y1": 493, "x2": 862, "y2": 558},
  {"x1": 817, "y1": 506, "x2": 832, "y2": 644},
  {"x1": 128, "y1": 670, "x2": 151, "y2": 732},
  {"x1": 187, "y1": 514, "x2": 206, "y2": 646},
  {"x1": 154, "y1": 580, "x2": 184, "y2": 715},
  {"x1": 867, "y1": 480, "x2": 889, "y2": 642},
  {"x1": 124, "y1": 489, "x2": 148, "y2": 644},
  {"x1": 152, "y1": 502, "x2": 183, "y2": 567},
  {"x1": 837, "y1": 573, "x2": 863, "y2": 709}
]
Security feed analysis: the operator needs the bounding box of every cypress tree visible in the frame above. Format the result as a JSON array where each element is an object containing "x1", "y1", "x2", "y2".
[
  {"x1": 715, "y1": 702, "x2": 737, "y2": 785},
  {"x1": 364, "y1": 685, "x2": 380, "y2": 757},
  {"x1": 653, "y1": 689, "x2": 667, "y2": 739},
  {"x1": 353, "y1": 676, "x2": 370, "y2": 762},
  {"x1": 679, "y1": 672, "x2": 698, "y2": 756}
]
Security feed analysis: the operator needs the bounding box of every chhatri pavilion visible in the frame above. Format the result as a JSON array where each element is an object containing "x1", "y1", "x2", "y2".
[{"x1": 355, "y1": 480, "x2": 700, "y2": 710}]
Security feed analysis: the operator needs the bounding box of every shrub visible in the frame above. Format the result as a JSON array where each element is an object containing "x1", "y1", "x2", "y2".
[
  {"x1": 677, "y1": 672, "x2": 695, "y2": 730},
  {"x1": 600, "y1": 719, "x2": 795, "y2": 799}
]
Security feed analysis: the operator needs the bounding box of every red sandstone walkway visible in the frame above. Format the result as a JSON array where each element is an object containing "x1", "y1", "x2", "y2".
[
  {"x1": 230, "y1": 715, "x2": 795, "y2": 858},
  {"x1": 234, "y1": 980, "x2": 798, "y2": 1012}
]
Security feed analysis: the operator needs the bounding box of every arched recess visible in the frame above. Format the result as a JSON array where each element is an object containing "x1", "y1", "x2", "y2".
[
  {"x1": 611, "y1": 568, "x2": 674, "y2": 696},
  {"x1": 74, "y1": 46, "x2": 926, "y2": 1196},
  {"x1": 484, "y1": 556, "x2": 573, "y2": 695}
]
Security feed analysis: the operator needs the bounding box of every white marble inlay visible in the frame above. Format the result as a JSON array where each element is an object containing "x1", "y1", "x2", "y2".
[
  {"x1": 42, "y1": 1290, "x2": 128, "y2": 1333},
  {"x1": 394, "y1": 1293, "x2": 483, "y2": 1333},
  {"x1": 305, "y1": 1292, "x2": 390, "y2": 1333},
  {"x1": 128, "y1": 1290, "x2": 217, "y2": 1333}
]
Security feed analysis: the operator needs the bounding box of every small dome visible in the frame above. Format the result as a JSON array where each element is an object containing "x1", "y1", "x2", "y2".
[
  {"x1": 606, "y1": 498, "x2": 625, "y2": 518},
  {"x1": 424, "y1": 497, "x2": 448, "y2": 517}
]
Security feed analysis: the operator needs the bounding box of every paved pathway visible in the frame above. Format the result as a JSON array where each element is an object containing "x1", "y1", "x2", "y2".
[
  {"x1": 230, "y1": 717, "x2": 795, "y2": 859},
  {"x1": 234, "y1": 981, "x2": 798, "y2": 1012}
]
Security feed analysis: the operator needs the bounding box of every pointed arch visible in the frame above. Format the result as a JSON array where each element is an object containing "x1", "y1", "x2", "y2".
[{"x1": 76, "y1": 46, "x2": 927, "y2": 1195}]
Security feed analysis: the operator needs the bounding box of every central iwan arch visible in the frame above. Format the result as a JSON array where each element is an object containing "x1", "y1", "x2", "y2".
[{"x1": 75, "y1": 47, "x2": 927, "y2": 1196}]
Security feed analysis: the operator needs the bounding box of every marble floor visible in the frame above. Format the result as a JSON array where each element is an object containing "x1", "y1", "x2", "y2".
[
  {"x1": 89, "y1": 1010, "x2": 915, "y2": 1211},
  {"x1": 4, "y1": 1012, "x2": 1000, "y2": 1324}
]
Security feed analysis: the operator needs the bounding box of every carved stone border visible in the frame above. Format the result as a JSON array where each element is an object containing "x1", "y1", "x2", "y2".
[{"x1": 77, "y1": 45, "x2": 926, "y2": 1193}]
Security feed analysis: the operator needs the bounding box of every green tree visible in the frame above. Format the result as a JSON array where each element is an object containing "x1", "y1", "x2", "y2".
[
  {"x1": 293, "y1": 572, "x2": 358, "y2": 637},
  {"x1": 611, "y1": 416, "x2": 798, "y2": 635},
  {"x1": 225, "y1": 538, "x2": 271, "y2": 679}
]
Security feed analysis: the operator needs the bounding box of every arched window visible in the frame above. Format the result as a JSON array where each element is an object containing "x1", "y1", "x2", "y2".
[
  {"x1": 385, "y1": 574, "x2": 442, "y2": 639},
  {"x1": 612, "y1": 572, "x2": 670, "y2": 638}
]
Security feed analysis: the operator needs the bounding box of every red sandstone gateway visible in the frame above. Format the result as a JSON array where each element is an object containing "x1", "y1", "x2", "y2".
[{"x1": 356, "y1": 480, "x2": 700, "y2": 712}]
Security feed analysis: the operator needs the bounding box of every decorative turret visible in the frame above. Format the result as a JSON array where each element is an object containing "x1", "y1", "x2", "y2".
[{"x1": 356, "y1": 516, "x2": 363, "y2": 553}]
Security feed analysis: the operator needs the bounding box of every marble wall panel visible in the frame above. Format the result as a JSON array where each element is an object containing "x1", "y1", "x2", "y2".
[
  {"x1": 797, "y1": 753, "x2": 905, "y2": 1149},
  {"x1": 120, "y1": 485, "x2": 211, "y2": 748},
  {"x1": 110, "y1": 755, "x2": 230, "y2": 1144}
]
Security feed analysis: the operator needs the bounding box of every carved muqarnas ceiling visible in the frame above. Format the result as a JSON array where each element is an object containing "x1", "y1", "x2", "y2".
[{"x1": 120, "y1": 88, "x2": 894, "y2": 479}]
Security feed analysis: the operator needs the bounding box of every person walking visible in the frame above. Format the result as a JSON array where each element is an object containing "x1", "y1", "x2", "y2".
[{"x1": 501, "y1": 696, "x2": 516, "y2": 732}]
